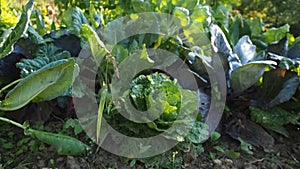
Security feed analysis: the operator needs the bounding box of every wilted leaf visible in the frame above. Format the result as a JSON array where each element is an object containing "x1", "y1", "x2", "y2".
[{"x1": 96, "y1": 86, "x2": 108, "y2": 143}]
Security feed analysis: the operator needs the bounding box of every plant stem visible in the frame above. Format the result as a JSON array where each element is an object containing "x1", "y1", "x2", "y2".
[
  {"x1": 0, "y1": 116, "x2": 25, "y2": 129},
  {"x1": 0, "y1": 78, "x2": 22, "y2": 94}
]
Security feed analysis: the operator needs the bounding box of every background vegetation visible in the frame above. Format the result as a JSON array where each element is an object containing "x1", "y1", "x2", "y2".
[{"x1": 0, "y1": 0, "x2": 299, "y2": 168}]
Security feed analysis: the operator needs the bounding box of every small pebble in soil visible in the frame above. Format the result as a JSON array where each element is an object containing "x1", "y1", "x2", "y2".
[
  {"x1": 213, "y1": 159, "x2": 222, "y2": 166},
  {"x1": 224, "y1": 158, "x2": 233, "y2": 165}
]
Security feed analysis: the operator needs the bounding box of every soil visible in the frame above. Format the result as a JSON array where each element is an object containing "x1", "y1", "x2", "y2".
[{"x1": 1, "y1": 115, "x2": 299, "y2": 169}]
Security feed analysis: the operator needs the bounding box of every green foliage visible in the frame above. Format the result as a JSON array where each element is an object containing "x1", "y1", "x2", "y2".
[
  {"x1": 238, "y1": 137, "x2": 253, "y2": 155},
  {"x1": 0, "y1": 0, "x2": 300, "y2": 167},
  {"x1": 235, "y1": 0, "x2": 300, "y2": 36},
  {"x1": 129, "y1": 72, "x2": 181, "y2": 122},
  {"x1": 0, "y1": 117, "x2": 90, "y2": 156},
  {"x1": 31, "y1": 9, "x2": 47, "y2": 35},
  {"x1": 0, "y1": 0, "x2": 20, "y2": 36},
  {"x1": 96, "y1": 86, "x2": 108, "y2": 143},
  {"x1": 63, "y1": 118, "x2": 84, "y2": 135},
  {"x1": 0, "y1": 0, "x2": 33, "y2": 58},
  {"x1": 80, "y1": 24, "x2": 109, "y2": 65},
  {"x1": 265, "y1": 24, "x2": 290, "y2": 44},
  {"x1": 17, "y1": 50, "x2": 71, "y2": 77},
  {"x1": 61, "y1": 7, "x2": 89, "y2": 35},
  {"x1": 254, "y1": 69, "x2": 299, "y2": 108},
  {"x1": 187, "y1": 122, "x2": 209, "y2": 144},
  {"x1": 250, "y1": 106, "x2": 300, "y2": 137},
  {"x1": 206, "y1": 131, "x2": 241, "y2": 159},
  {"x1": 25, "y1": 128, "x2": 90, "y2": 155},
  {"x1": 0, "y1": 58, "x2": 78, "y2": 111},
  {"x1": 231, "y1": 62, "x2": 272, "y2": 92}
]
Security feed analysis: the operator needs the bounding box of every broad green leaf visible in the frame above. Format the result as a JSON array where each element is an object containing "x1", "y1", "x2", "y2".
[
  {"x1": 80, "y1": 24, "x2": 109, "y2": 66},
  {"x1": 287, "y1": 33, "x2": 295, "y2": 47},
  {"x1": 231, "y1": 61, "x2": 275, "y2": 92},
  {"x1": 246, "y1": 17, "x2": 262, "y2": 37},
  {"x1": 268, "y1": 53, "x2": 299, "y2": 70},
  {"x1": 252, "y1": 39, "x2": 267, "y2": 50},
  {"x1": 0, "y1": 0, "x2": 33, "y2": 58},
  {"x1": 256, "y1": 69, "x2": 299, "y2": 107},
  {"x1": 229, "y1": 16, "x2": 240, "y2": 45},
  {"x1": 0, "y1": 58, "x2": 78, "y2": 111},
  {"x1": 228, "y1": 150, "x2": 241, "y2": 159},
  {"x1": 278, "y1": 57, "x2": 298, "y2": 70},
  {"x1": 265, "y1": 24, "x2": 290, "y2": 43},
  {"x1": 25, "y1": 128, "x2": 90, "y2": 155}
]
